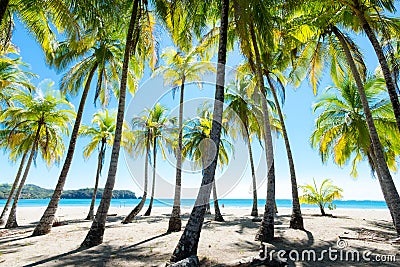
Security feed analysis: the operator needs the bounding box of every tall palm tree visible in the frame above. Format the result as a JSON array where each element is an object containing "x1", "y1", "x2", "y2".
[
  {"x1": 0, "y1": 86, "x2": 75, "y2": 228},
  {"x1": 81, "y1": 0, "x2": 157, "y2": 247},
  {"x1": 224, "y1": 76, "x2": 263, "y2": 217},
  {"x1": 32, "y1": 4, "x2": 143, "y2": 236},
  {"x1": 143, "y1": 103, "x2": 176, "y2": 216},
  {"x1": 331, "y1": 25, "x2": 400, "y2": 235},
  {"x1": 0, "y1": 49, "x2": 35, "y2": 225},
  {"x1": 311, "y1": 75, "x2": 400, "y2": 178},
  {"x1": 156, "y1": 46, "x2": 216, "y2": 232},
  {"x1": 183, "y1": 107, "x2": 233, "y2": 222},
  {"x1": 79, "y1": 110, "x2": 116, "y2": 220},
  {"x1": 170, "y1": 0, "x2": 230, "y2": 261},
  {"x1": 230, "y1": 0, "x2": 280, "y2": 241}
]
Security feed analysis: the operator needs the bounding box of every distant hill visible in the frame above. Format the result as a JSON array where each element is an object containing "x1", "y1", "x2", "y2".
[{"x1": 0, "y1": 184, "x2": 137, "y2": 199}]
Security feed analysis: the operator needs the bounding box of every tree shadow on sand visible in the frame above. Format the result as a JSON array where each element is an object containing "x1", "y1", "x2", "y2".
[{"x1": 21, "y1": 232, "x2": 172, "y2": 267}]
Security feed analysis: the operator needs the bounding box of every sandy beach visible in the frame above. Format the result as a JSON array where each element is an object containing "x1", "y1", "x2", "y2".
[{"x1": 0, "y1": 206, "x2": 398, "y2": 266}]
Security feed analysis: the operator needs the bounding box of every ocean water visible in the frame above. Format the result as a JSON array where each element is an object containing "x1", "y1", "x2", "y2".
[{"x1": 0, "y1": 198, "x2": 388, "y2": 209}]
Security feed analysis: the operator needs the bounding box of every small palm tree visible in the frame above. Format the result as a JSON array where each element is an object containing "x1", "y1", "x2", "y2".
[
  {"x1": 0, "y1": 84, "x2": 75, "y2": 228},
  {"x1": 299, "y1": 178, "x2": 343, "y2": 216},
  {"x1": 183, "y1": 106, "x2": 233, "y2": 222},
  {"x1": 79, "y1": 110, "x2": 117, "y2": 220},
  {"x1": 225, "y1": 76, "x2": 263, "y2": 217},
  {"x1": 121, "y1": 111, "x2": 153, "y2": 224},
  {"x1": 144, "y1": 103, "x2": 176, "y2": 216}
]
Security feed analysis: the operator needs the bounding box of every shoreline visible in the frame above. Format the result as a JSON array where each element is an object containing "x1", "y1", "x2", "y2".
[{"x1": 0, "y1": 198, "x2": 389, "y2": 209}]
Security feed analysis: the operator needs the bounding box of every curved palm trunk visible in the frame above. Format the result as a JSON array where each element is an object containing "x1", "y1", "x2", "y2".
[
  {"x1": 168, "y1": 80, "x2": 185, "y2": 232},
  {"x1": 369, "y1": 149, "x2": 395, "y2": 221},
  {"x1": 0, "y1": 152, "x2": 27, "y2": 225},
  {"x1": 244, "y1": 126, "x2": 258, "y2": 217},
  {"x1": 333, "y1": 25, "x2": 400, "y2": 234},
  {"x1": 80, "y1": 0, "x2": 140, "y2": 248},
  {"x1": 144, "y1": 137, "x2": 157, "y2": 216},
  {"x1": 249, "y1": 24, "x2": 276, "y2": 243},
  {"x1": 212, "y1": 180, "x2": 224, "y2": 222},
  {"x1": 122, "y1": 135, "x2": 150, "y2": 224},
  {"x1": 170, "y1": 0, "x2": 229, "y2": 262},
  {"x1": 6, "y1": 126, "x2": 41, "y2": 229},
  {"x1": 86, "y1": 139, "x2": 106, "y2": 220},
  {"x1": 0, "y1": 0, "x2": 9, "y2": 25},
  {"x1": 265, "y1": 75, "x2": 303, "y2": 230},
  {"x1": 32, "y1": 62, "x2": 98, "y2": 236},
  {"x1": 353, "y1": 8, "x2": 400, "y2": 133}
]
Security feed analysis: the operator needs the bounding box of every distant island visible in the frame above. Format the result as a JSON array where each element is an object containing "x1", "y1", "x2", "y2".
[{"x1": 0, "y1": 184, "x2": 137, "y2": 199}]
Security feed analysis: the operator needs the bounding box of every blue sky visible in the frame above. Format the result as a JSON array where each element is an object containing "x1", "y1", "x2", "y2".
[{"x1": 1, "y1": 18, "x2": 399, "y2": 201}]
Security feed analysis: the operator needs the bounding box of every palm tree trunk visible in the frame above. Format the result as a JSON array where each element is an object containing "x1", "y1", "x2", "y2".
[
  {"x1": 85, "y1": 139, "x2": 106, "y2": 220},
  {"x1": 212, "y1": 180, "x2": 224, "y2": 222},
  {"x1": 170, "y1": 0, "x2": 229, "y2": 262},
  {"x1": 144, "y1": 136, "x2": 157, "y2": 216},
  {"x1": 265, "y1": 75, "x2": 304, "y2": 230},
  {"x1": 332, "y1": 25, "x2": 400, "y2": 235},
  {"x1": 6, "y1": 126, "x2": 41, "y2": 229},
  {"x1": 353, "y1": 7, "x2": 400, "y2": 133},
  {"x1": 0, "y1": 0, "x2": 9, "y2": 25},
  {"x1": 249, "y1": 23, "x2": 276, "y2": 243},
  {"x1": 80, "y1": 0, "x2": 140, "y2": 248},
  {"x1": 168, "y1": 80, "x2": 185, "y2": 232},
  {"x1": 205, "y1": 202, "x2": 211, "y2": 214},
  {"x1": 319, "y1": 204, "x2": 326, "y2": 216},
  {"x1": 244, "y1": 127, "x2": 258, "y2": 217},
  {"x1": 0, "y1": 152, "x2": 27, "y2": 225},
  {"x1": 369, "y1": 149, "x2": 395, "y2": 221},
  {"x1": 32, "y1": 62, "x2": 98, "y2": 236},
  {"x1": 122, "y1": 135, "x2": 150, "y2": 224}
]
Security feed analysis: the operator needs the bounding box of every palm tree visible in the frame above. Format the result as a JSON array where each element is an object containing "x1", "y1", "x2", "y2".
[
  {"x1": 170, "y1": 0, "x2": 230, "y2": 262},
  {"x1": 0, "y1": 86, "x2": 75, "y2": 228},
  {"x1": 284, "y1": 2, "x2": 400, "y2": 232},
  {"x1": 156, "y1": 46, "x2": 216, "y2": 232},
  {"x1": 32, "y1": 3, "x2": 143, "y2": 236},
  {"x1": 182, "y1": 106, "x2": 233, "y2": 222},
  {"x1": 80, "y1": 110, "x2": 116, "y2": 220},
  {"x1": 143, "y1": 103, "x2": 176, "y2": 216},
  {"x1": 311, "y1": 75, "x2": 400, "y2": 178},
  {"x1": 121, "y1": 111, "x2": 153, "y2": 224},
  {"x1": 0, "y1": 49, "x2": 35, "y2": 225},
  {"x1": 81, "y1": 0, "x2": 157, "y2": 247},
  {"x1": 224, "y1": 76, "x2": 263, "y2": 217},
  {"x1": 299, "y1": 178, "x2": 343, "y2": 216},
  {"x1": 230, "y1": 0, "x2": 279, "y2": 242},
  {"x1": 331, "y1": 25, "x2": 400, "y2": 235}
]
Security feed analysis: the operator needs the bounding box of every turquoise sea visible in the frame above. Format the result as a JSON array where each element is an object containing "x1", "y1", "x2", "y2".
[{"x1": 0, "y1": 198, "x2": 388, "y2": 209}]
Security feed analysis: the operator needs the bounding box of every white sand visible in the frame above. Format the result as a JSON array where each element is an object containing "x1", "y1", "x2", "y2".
[{"x1": 0, "y1": 206, "x2": 398, "y2": 266}]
